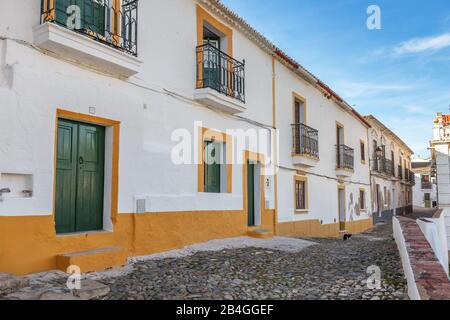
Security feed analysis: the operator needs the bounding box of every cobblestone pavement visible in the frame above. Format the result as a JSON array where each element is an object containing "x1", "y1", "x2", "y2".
[
  {"x1": 1, "y1": 221, "x2": 408, "y2": 300},
  {"x1": 100, "y1": 222, "x2": 407, "y2": 300}
]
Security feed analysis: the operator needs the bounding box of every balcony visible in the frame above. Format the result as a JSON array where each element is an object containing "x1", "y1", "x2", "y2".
[
  {"x1": 336, "y1": 144, "x2": 354, "y2": 177},
  {"x1": 291, "y1": 124, "x2": 319, "y2": 167},
  {"x1": 34, "y1": 0, "x2": 141, "y2": 77},
  {"x1": 421, "y1": 181, "x2": 432, "y2": 189},
  {"x1": 194, "y1": 43, "x2": 246, "y2": 114},
  {"x1": 408, "y1": 170, "x2": 416, "y2": 185},
  {"x1": 372, "y1": 157, "x2": 394, "y2": 177}
]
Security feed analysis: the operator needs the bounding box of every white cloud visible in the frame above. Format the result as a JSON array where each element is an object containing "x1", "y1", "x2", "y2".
[{"x1": 393, "y1": 33, "x2": 450, "y2": 55}]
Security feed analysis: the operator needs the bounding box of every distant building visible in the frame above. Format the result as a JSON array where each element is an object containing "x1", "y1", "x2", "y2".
[
  {"x1": 411, "y1": 159, "x2": 437, "y2": 208},
  {"x1": 364, "y1": 115, "x2": 415, "y2": 223},
  {"x1": 431, "y1": 113, "x2": 450, "y2": 208}
]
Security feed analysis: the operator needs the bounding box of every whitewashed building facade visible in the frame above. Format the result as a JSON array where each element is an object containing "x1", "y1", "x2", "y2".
[
  {"x1": 0, "y1": 0, "x2": 373, "y2": 275},
  {"x1": 412, "y1": 159, "x2": 437, "y2": 209},
  {"x1": 364, "y1": 115, "x2": 415, "y2": 222}
]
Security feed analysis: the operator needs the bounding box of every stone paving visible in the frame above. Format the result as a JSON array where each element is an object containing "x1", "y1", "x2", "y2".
[{"x1": 0, "y1": 221, "x2": 408, "y2": 300}]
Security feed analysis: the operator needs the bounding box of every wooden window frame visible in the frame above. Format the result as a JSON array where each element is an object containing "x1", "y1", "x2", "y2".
[
  {"x1": 292, "y1": 92, "x2": 307, "y2": 125},
  {"x1": 294, "y1": 175, "x2": 308, "y2": 213},
  {"x1": 359, "y1": 188, "x2": 366, "y2": 211},
  {"x1": 198, "y1": 127, "x2": 232, "y2": 193},
  {"x1": 360, "y1": 140, "x2": 366, "y2": 164}
]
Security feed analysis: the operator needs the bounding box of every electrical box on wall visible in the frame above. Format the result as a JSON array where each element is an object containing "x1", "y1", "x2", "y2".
[{"x1": 0, "y1": 173, "x2": 34, "y2": 200}]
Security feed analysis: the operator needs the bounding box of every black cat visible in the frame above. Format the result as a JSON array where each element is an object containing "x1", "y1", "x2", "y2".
[{"x1": 343, "y1": 234, "x2": 352, "y2": 241}]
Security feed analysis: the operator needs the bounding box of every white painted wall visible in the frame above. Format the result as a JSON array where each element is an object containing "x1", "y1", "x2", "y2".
[
  {"x1": 393, "y1": 217, "x2": 421, "y2": 300},
  {"x1": 275, "y1": 60, "x2": 371, "y2": 226},
  {"x1": 0, "y1": 0, "x2": 277, "y2": 217},
  {"x1": 366, "y1": 124, "x2": 414, "y2": 215},
  {"x1": 412, "y1": 173, "x2": 437, "y2": 208},
  {"x1": 417, "y1": 215, "x2": 449, "y2": 275},
  {"x1": 434, "y1": 143, "x2": 450, "y2": 207}
]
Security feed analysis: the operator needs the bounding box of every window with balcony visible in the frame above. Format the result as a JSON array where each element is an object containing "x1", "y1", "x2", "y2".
[
  {"x1": 41, "y1": 0, "x2": 138, "y2": 56},
  {"x1": 336, "y1": 124, "x2": 354, "y2": 171},
  {"x1": 291, "y1": 95, "x2": 319, "y2": 160},
  {"x1": 194, "y1": 6, "x2": 245, "y2": 113}
]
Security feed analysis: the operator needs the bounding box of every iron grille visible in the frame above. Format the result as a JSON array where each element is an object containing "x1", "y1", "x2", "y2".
[{"x1": 40, "y1": 0, "x2": 138, "y2": 56}]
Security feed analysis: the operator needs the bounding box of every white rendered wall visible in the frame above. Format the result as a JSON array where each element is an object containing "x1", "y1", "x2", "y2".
[
  {"x1": 412, "y1": 173, "x2": 437, "y2": 208},
  {"x1": 275, "y1": 60, "x2": 371, "y2": 226},
  {"x1": 0, "y1": 0, "x2": 277, "y2": 217}
]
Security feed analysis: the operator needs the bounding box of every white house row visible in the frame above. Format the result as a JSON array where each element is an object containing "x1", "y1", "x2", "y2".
[{"x1": 0, "y1": 0, "x2": 413, "y2": 275}]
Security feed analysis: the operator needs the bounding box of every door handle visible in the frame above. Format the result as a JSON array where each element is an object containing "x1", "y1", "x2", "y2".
[{"x1": 79, "y1": 157, "x2": 84, "y2": 165}]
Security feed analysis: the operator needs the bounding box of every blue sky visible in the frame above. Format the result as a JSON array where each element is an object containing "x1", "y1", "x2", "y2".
[{"x1": 221, "y1": 0, "x2": 450, "y2": 158}]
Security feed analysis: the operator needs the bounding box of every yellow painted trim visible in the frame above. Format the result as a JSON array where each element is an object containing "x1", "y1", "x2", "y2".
[
  {"x1": 43, "y1": 0, "x2": 55, "y2": 21},
  {"x1": 197, "y1": 127, "x2": 233, "y2": 193},
  {"x1": 272, "y1": 56, "x2": 279, "y2": 235},
  {"x1": 292, "y1": 92, "x2": 307, "y2": 124},
  {"x1": 243, "y1": 151, "x2": 267, "y2": 229},
  {"x1": 196, "y1": 5, "x2": 234, "y2": 92},
  {"x1": 54, "y1": 109, "x2": 121, "y2": 224},
  {"x1": 294, "y1": 175, "x2": 309, "y2": 212},
  {"x1": 0, "y1": 209, "x2": 276, "y2": 275},
  {"x1": 112, "y1": 0, "x2": 122, "y2": 45},
  {"x1": 196, "y1": 5, "x2": 233, "y2": 56},
  {"x1": 278, "y1": 220, "x2": 340, "y2": 238},
  {"x1": 337, "y1": 185, "x2": 346, "y2": 230}
]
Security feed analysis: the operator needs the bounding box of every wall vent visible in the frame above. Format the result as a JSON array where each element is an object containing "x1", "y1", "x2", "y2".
[{"x1": 135, "y1": 198, "x2": 147, "y2": 214}]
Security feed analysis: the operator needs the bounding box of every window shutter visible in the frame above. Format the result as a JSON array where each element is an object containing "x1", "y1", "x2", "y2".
[{"x1": 204, "y1": 141, "x2": 221, "y2": 193}]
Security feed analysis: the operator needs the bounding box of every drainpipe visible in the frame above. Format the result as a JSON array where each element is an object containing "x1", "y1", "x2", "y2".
[{"x1": 272, "y1": 55, "x2": 279, "y2": 235}]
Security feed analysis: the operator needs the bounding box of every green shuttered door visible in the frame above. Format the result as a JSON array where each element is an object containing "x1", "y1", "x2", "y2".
[{"x1": 55, "y1": 119, "x2": 105, "y2": 234}]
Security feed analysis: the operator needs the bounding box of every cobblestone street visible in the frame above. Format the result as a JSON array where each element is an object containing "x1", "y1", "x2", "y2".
[{"x1": 1, "y1": 221, "x2": 408, "y2": 300}]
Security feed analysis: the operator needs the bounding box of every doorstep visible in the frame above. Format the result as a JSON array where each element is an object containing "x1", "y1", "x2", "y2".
[
  {"x1": 56, "y1": 247, "x2": 128, "y2": 274},
  {"x1": 247, "y1": 229, "x2": 274, "y2": 239}
]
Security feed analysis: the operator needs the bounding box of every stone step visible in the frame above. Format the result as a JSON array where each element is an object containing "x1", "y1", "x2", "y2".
[
  {"x1": 0, "y1": 273, "x2": 29, "y2": 296},
  {"x1": 247, "y1": 229, "x2": 274, "y2": 239},
  {"x1": 72, "y1": 280, "x2": 110, "y2": 300},
  {"x1": 56, "y1": 247, "x2": 128, "y2": 274}
]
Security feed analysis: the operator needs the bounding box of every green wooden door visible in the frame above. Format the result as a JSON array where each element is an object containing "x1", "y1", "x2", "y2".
[
  {"x1": 55, "y1": 120, "x2": 78, "y2": 234},
  {"x1": 204, "y1": 141, "x2": 221, "y2": 193},
  {"x1": 55, "y1": 119, "x2": 105, "y2": 234},
  {"x1": 247, "y1": 161, "x2": 255, "y2": 227}
]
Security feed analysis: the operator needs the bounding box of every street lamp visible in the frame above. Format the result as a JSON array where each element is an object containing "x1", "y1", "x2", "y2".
[{"x1": 375, "y1": 146, "x2": 383, "y2": 158}]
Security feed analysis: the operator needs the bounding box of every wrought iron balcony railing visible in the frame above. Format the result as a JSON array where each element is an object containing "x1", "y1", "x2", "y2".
[
  {"x1": 372, "y1": 157, "x2": 394, "y2": 176},
  {"x1": 421, "y1": 181, "x2": 432, "y2": 189},
  {"x1": 291, "y1": 123, "x2": 319, "y2": 158},
  {"x1": 196, "y1": 43, "x2": 245, "y2": 103},
  {"x1": 336, "y1": 144, "x2": 354, "y2": 170},
  {"x1": 384, "y1": 158, "x2": 394, "y2": 176},
  {"x1": 40, "y1": 0, "x2": 138, "y2": 56},
  {"x1": 409, "y1": 170, "x2": 416, "y2": 185}
]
